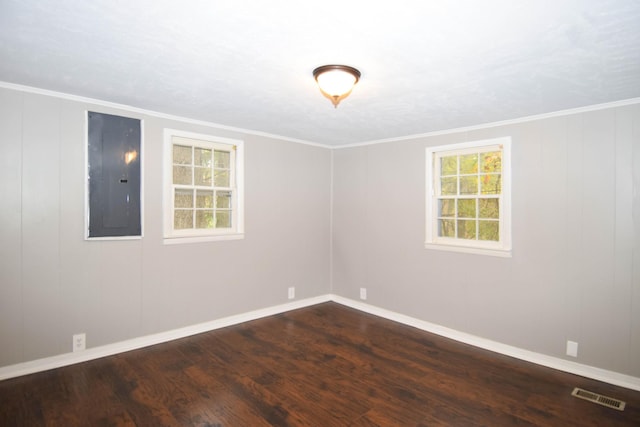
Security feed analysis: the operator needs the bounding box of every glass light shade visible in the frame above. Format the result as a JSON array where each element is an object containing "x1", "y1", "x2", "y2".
[
  {"x1": 316, "y1": 70, "x2": 357, "y2": 96},
  {"x1": 313, "y1": 65, "x2": 361, "y2": 107}
]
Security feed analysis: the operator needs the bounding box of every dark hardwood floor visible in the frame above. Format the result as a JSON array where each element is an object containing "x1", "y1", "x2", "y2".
[{"x1": 1, "y1": 302, "x2": 639, "y2": 426}]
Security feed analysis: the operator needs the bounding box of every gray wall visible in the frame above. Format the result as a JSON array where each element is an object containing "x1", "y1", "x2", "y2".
[
  {"x1": 332, "y1": 104, "x2": 640, "y2": 377},
  {"x1": 0, "y1": 87, "x2": 331, "y2": 367},
  {"x1": 2, "y1": 84, "x2": 639, "y2": 381}
]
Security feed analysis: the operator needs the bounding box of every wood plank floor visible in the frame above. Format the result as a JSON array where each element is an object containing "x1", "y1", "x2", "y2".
[{"x1": 1, "y1": 302, "x2": 639, "y2": 426}]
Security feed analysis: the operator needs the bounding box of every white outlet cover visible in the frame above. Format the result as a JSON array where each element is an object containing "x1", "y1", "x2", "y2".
[
  {"x1": 288, "y1": 287, "x2": 295, "y2": 299},
  {"x1": 73, "y1": 333, "x2": 86, "y2": 352},
  {"x1": 566, "y1": 340, "x2": 578, "y2": 357},
  {"x1": 360, "y1": 288, "x2": 367, "y2": 300}
]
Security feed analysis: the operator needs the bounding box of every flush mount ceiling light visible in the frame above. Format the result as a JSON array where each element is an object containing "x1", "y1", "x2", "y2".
[{"x1": 313, "y1": 65, "x2": 361, "y2": 108}]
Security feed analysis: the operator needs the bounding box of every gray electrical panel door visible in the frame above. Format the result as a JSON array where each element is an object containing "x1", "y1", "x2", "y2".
[{"x1": 87, "y1": 112, "x2": 141, "y2": 238}]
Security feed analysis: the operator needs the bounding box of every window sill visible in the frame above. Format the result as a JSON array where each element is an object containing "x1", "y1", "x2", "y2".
[
  {"x1": 424, "y1": 242, "x2": 512, "y2": 258},
  {"x1": 86, "y1": 235, "x2": 142, "y2": 241},
  {"x1": 164, "y1": 233, "x2": 244, "y2": 245}
]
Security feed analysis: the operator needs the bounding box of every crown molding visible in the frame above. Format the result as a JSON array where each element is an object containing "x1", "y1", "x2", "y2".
[{"x1": 0, "y1": 81, "x2": 331, "y2": 149}]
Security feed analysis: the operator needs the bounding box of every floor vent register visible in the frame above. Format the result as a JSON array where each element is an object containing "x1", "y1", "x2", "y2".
[{"x1": 571, "y1": 387, "x2": 626, "y2": 411}]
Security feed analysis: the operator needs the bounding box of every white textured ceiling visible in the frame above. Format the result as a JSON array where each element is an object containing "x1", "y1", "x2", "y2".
[{"x1": 1, "y1": 0, "x2": 639, "y2": 146}]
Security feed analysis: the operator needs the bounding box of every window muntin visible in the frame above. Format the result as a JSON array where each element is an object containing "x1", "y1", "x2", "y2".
[
  {"x1": 426, "y1": 137, "x2": 511, "y2": 256},
  {"x1": 164, "y1": 130, "x2": 244, "y2": 242}
]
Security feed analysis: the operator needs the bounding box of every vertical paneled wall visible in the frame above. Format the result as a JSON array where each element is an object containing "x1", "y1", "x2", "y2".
[
  {"x1": 0, "y1": 89, "x2": 23, "y2": 365},
  {"x1": 0, "y1": 87, "x2": 331, "y2": 367},
  {"x1": 332, "y1": 104, "x2": 640, "y2": 377},
  {"x1": 1, "y1": 83, "x2": 638, "y2": 382},
  {"x1": 21, "y1": 94, "x2": 62, "y2": 360}
]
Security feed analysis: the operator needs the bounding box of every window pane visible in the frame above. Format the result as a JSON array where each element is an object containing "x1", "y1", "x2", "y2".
[
  {"x1": 481, "y1": 151, "x2": 501, "y2": 173},
  {"x1": 174, "y1": 189, "x2": 193, "y2": 208},
  {"x1": 167, "y1": 132, "x2": 242, "y2": 239},
  {"x1": 215, "y1": 150, "x2": 230, "y2": 168},
  {"x1": 457, "y1": 199, "x2": 476, "y2": 218},
  {"x1": 460, "y1": 176, "x2": 478, "y2": 195},
  {"x1": 459, "y1": 154, "x2": 478, "y2": 174},
  {"x1": 480, "y1": 174, "x2": 501, "y2": 194},
  {"x1": 195, "y1": 210, "x2": 214, "y2": 229},
  {"x1": 457, "y1": 220, "x2": 476, "y2": 240},
  {"x1": 173, "y1": 166, "x2": 192, "y2": 185},
  {"x1": 427, "y1": 139, "x2": 508, "y2": 250},
  {"x1": 194, "y1": 167, "x2": 212, "y2": 186},
  {"x1": 216, "y1": 191, "x2": 231, "y2": 209},
  {"x1": 214, "y1": 169, "x2": 230, "y2": 187},
  {"x1": 438, "y1": 199, "x2": 455, "y2": 217},
  {"x1": 216, "y1": 211, "x2": 231, "y2": 228},
  {"x1": 174, "y1": 209, "x2": 193, "y2": 229},
  {"x1": 479, "y1": 198, "x2": 499, "y2": 219},
  {"x1": 196, "y1": 190, "x2": 214, "y2": 208},
  {"x1": 441, "y1": 177, "x2": 457, "y2": 195},
  {"x1": 173, "y1": 145, "x2": 192, "y2": 165},
  {"x1": 479, "y1": 220, "x2": 499, "y2": 241},
  {"x1": 440, "y1": 155, "x2": 457, "y2": 175},
  {"x1": 439, "y1": 219, "x2": 455, "y2": 237},
  {"x1": 194, "y1": 148, "x2": 212, "y2": 167}
]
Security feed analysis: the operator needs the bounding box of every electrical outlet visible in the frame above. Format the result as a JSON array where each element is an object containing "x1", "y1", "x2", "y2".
[
  {"x1": 566, "y1": 340, "x2": 578, "y2": 357},
  {"x1": 288, "y1": 287, "x2": 295, "y2": 300},
  {"x1": 73, "y1": 333, "x2": 86, "y2": 352},
  {"x1": 360, "y1": 288, "x2": 367, "y2": 300}
]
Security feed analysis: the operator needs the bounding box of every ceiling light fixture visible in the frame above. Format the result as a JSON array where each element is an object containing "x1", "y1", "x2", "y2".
[{"x1": 313, "y1": 65, "x2": 361, "y2": 108}]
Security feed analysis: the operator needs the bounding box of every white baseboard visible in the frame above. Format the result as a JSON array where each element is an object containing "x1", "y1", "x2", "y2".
[
  {"x1": 2, "y1": 293, "x2": 639, "y2": 393},
  {"x1": 0, "y1": 295, "x2": 331, "y2": 381},
  {"x1": 331, "y1": 295, "x2": 640, "y2": 392}
]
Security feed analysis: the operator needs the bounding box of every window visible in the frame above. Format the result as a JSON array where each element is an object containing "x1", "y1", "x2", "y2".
[
  {"x1": 164, "y1": 129, "x2": 244, "y2": 243},
  {"x1": 425, "y1": 137, "x2": 511, "y2": 257}
]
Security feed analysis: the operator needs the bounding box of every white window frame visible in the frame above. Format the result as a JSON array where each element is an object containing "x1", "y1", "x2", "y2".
[
  {"x1": 425, "y1": 137, "x2": 511, "y2": 257},
  {"x1": 163, "y1": 129, "x2": 244, "y2": 244}
]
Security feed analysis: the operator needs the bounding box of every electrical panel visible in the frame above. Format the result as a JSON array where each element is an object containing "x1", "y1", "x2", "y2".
[{"x1": 87, "y1": 112, "x2": 141, "y2": 238}]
